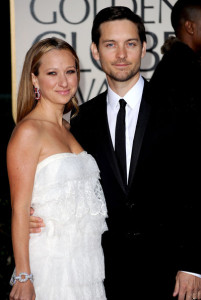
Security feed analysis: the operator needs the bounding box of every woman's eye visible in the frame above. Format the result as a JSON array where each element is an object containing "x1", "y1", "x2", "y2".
[
  {"x1": 47, "y1": 72, "x2": 56, "y2": 75},
  {"x1": 67, "y1": 70, "x2": 76, "y2": 74}
]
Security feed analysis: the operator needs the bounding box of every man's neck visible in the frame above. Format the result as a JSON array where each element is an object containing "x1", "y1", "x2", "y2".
[{"x1": 107, "y1": 73, "x2": 140, "y2": 97}]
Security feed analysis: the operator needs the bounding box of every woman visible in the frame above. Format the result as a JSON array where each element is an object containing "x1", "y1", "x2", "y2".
[{"x1": 7, "y1": 37, "x2": 107, "y2": 300}]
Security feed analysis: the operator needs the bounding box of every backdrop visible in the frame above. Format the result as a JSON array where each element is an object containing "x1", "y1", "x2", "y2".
[{"x1": 10, "y1": 0, "x2": 177, "y2": 121}]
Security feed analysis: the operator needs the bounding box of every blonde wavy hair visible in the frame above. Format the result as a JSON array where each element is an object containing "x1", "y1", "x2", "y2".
[{"x1": 17, "y1": 37, "x2": 80, "y2": 123}]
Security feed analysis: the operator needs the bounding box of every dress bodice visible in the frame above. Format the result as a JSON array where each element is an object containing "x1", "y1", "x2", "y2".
[{"x1": 31, "y1": 151, "x2": 107, "y2": 229}]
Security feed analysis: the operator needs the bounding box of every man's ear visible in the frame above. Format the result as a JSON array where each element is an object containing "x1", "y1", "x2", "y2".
[
  {"x1": 91, "y1": 42, "x2": 100, "y2": 61},
  {"x1": 184, "y1": 20, "x2": 195, "y2": 35},
  {"x1": 141, "y1": 41, "x2": 147, "y2": 58}
]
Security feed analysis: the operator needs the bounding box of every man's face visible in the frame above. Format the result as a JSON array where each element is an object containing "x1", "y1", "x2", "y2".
[
  {"x1": 91, "y1": 19, "x2": 146, "y2": 86},
  {"x1": 193, "y1": 9, "x2": 201, "y2": 53}
]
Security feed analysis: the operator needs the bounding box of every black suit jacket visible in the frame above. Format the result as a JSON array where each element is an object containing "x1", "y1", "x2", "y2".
[{"x1": 70, "y1": 80, "x2": 201, "y2": 299}]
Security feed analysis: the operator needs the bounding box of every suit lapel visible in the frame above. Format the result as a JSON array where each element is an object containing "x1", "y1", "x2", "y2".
[{"x1": 128, "y1": 81, "x2": 151, "y2": 187}]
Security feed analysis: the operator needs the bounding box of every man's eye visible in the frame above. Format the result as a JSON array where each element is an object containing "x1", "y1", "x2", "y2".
[
  {"x1": 106, "y1": 43, "x2": 114, "y2": 48},
  {"x1": 128, "y1": 42, "x2": 135, "y2": 47}
]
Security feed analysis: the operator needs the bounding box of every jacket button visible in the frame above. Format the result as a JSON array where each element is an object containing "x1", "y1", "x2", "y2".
[
  {"x1": 126, "y1": 232, "x2": 141, "y2": 240},
  {"x1": 126, "y1": 202, "x2": 135, "y2": 209}
]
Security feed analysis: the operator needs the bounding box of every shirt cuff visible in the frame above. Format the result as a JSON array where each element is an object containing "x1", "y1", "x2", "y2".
[{"x1": 181, "y1": 271, "x2": 201, "y2": 278}]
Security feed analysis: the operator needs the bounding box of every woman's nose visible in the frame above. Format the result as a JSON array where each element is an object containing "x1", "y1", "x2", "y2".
[{"x1": 58, "y1": 74, "x2": 68, "y2": 87}]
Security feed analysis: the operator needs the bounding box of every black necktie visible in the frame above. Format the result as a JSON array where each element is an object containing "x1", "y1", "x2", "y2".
[{"x1": 115, "y1": 99, "x2": 127, "y2": 185}]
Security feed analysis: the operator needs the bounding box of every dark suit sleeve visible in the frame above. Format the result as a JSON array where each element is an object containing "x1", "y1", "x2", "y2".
[{"x1": 148, "y1": 42, "x2": 201, "y2": 275}]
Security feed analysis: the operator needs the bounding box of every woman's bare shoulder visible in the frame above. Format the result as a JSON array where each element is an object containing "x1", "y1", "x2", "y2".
[
  {"x1": 11, "y1": 119, "x2": 43, "y2": 139},
  {"x1": 7, "y1": 118, "x2": 44, "y2": 154}
]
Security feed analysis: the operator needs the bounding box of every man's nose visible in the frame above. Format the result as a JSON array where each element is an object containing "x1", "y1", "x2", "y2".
[{"x1": 116, "y1": 46, "x2": 127, "y2": 59}]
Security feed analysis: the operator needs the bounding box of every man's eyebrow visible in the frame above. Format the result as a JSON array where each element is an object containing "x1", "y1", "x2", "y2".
[
  {"x1": 102, "y1": 39, "x2": 115, "y2": 43},
  {"x1": 126, "y1": 38, "x2": 139, "y2": 42}
]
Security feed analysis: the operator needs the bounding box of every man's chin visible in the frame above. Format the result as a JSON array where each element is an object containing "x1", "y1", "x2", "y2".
[{"x1": 110, "y1": 73, "x2": 135, "y2": 82}]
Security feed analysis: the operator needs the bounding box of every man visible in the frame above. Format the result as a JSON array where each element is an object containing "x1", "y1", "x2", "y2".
[
  {"x1": 150, "y1": 0, "x2": 201, "y2": 108},
  {"x1": 148, "y1": 0, "x2": 201, "y2": 299},
  {"x1": 30, "y1": 6, "x2": 201, "y2": 300}
]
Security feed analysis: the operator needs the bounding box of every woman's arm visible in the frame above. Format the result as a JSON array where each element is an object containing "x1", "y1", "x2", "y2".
[{"x1": 7, "y1": 120, "x2": 41, "y2": 300}]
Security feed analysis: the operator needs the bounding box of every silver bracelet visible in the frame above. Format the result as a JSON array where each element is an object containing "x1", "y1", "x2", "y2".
[{"x1": 10, "y1": 269, "x2": 34, "y2": 286}]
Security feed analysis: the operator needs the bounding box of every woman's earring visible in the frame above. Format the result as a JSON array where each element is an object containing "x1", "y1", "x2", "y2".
[{"x1": 34, "y1": 87, "x2": 41, "y2": 100}]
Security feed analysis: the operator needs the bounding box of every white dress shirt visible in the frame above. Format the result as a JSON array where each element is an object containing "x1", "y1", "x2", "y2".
[
  {"x1": 107, "y1": 75, "x2": 144, "y2": 181},
  {"x1": 106, "y1": 75, "x2": 201, "y2": 279}
]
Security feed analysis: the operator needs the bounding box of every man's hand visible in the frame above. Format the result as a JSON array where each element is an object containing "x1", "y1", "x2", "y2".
[
  {"x1": 173, "y1": 271, "x2": 201, "y2": 300},
  {"x1": 29, "y1": 207, "x2": 45, "y2": 234}
]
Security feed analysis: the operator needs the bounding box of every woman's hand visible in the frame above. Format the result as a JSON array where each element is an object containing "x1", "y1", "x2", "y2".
[{"x1": 10, "y1": 280, "x2": 36, "y2": 300}]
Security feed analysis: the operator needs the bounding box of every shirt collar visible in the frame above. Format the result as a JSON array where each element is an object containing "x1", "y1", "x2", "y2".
[{"x1": 107, "y1": 75, "x2": 144, "y2": 110}]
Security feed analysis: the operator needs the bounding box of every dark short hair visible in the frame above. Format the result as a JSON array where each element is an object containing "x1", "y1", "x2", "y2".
[
  {"x1": 91, "y1": 6, "x2": 146, "y2": 47},
  {"x1": 171, "y1": 0, "x2": 201, "y2": 34}
]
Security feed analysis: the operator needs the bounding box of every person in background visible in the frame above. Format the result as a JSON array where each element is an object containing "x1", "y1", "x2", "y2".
[
  {"x1": 148, "y1": 0, "x2": 201, "y2": 298},
  {"x1": 150, "y1": 0, "x2": 201, "y2": 108},
  {"x1": 7, "y1": 37, "x2": 107, "y2": 300},
  {"x1": 30, "y1": 6, "x2": 201, "y2": 300}
]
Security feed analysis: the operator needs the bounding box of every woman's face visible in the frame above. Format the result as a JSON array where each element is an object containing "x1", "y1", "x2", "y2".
[{"x1": 32, "y1": 49, "x2": 78, "y2": 107}]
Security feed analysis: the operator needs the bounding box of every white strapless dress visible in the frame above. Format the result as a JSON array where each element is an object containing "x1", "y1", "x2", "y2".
[{"x1": 29, "y1": 151, "x2": 108, "y2": 300}]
